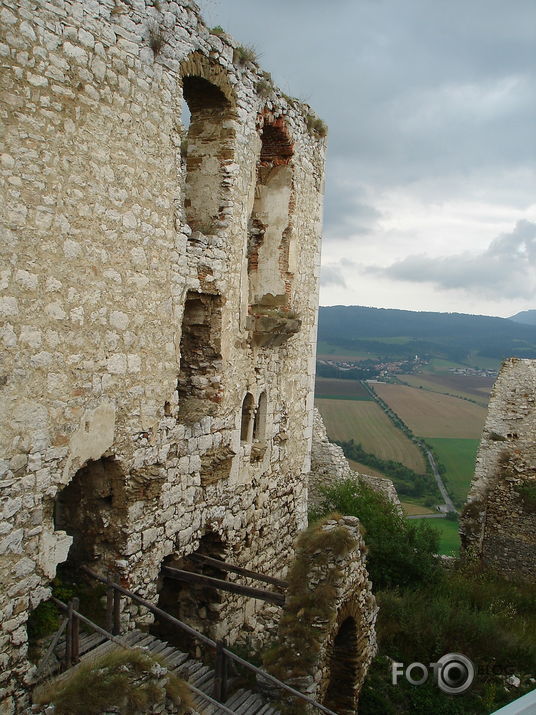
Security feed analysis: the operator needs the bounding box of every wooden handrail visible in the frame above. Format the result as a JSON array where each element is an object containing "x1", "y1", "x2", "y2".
[
  {"x1": 80, "y1": 566, "x2": 337, "y2": 714},
  {"x1": 162, "y1": 565, "x2": 285, "y2": 606},
  {"x1": 188, "y1": 553, "x2": 288, "y2": 589}
]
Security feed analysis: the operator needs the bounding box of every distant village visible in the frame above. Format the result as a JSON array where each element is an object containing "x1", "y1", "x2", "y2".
[{"x1": 317, "y1": 355, "x2": 498, "y2": 381}]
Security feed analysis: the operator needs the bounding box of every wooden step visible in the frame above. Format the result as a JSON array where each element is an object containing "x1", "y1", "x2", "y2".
[
  {"x1": 43, "y1": 628, "x2": 282, "y2": 713},
  {"x1": 224, "y1": 689, "x2": 250, "y2": 709},
  {"x1": 235, "y1": 692, "x2": 265, "y2": 714}
]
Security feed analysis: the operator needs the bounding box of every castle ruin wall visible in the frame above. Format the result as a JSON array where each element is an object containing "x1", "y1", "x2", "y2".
[
  {"x1": 0, "y1": 1, "x2": 326, "y2": 708},
  {"x1": 460, "y1": 358, "x2": 536, "y2": 582}
]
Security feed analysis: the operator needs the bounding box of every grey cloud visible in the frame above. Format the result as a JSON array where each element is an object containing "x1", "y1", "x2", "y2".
[
  {"x1": 320, "y1": 264, "x2": 346, "y2": 288},
  {"x1": 323, "y1": 179, "x2": 382, "y2": 239},
  {"x1": 200, "y1": 0, "x2": 536, "y2": 192},
  {"x1": 368, "y1": 220, "x2": 536, "y2": 299}
]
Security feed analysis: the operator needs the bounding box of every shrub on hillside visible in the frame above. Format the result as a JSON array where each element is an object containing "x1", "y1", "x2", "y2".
[{"x1": 310, "y1": 478, "x2": 440, "y2": 589}]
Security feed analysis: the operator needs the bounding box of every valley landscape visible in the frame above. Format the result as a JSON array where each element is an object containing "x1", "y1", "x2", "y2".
[{"x1": 315, "y1": 305, "x2": 536, "y2": 555}]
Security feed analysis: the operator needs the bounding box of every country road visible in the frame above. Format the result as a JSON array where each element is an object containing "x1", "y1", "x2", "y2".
[
  {"x1": 362, "y1": 380, "x2": 458, "y2": 514},
  {"x1": 419, "y1": 442, "x2": 457, "y2": 514}
]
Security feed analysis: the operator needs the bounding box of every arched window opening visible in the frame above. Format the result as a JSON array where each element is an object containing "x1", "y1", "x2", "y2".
[
  {"x1": 241, "y1": 392, "x2": 255, "y2": 442},
  {"x1": 253, "y1": 391, "x2": 267, "y2": 442},
  {"x1": 324, "y1": 616, "x2": 359, "y2": 713},
  {"x1": 177, "y1": 291, "x2": 223, "y2": 422},
  {"x1": 248, "y1": 118, "x2": 294, "y2": 309},
  {"x1": 182, "y1": 74, "x2": 232, "y2": 234},
  {"x1": 152, "y1": 532, "x2": 227, "y2": 655}
]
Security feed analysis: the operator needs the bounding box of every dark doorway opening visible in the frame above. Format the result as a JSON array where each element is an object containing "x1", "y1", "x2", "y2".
[
  {"x1": 324, "y1": 616, "x2": 359, "y2": 713},
  {"x1": 152, "y1": 532, "x2": 227, "y2": 655}
]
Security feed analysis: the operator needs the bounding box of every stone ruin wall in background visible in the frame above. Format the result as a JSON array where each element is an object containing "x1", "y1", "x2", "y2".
[
  {"x1": 0, "y1": 0, "x2": 332, "y2": 707},
  {"x1": 460, "y1": 358, "x2": 536, "y2": 582}
]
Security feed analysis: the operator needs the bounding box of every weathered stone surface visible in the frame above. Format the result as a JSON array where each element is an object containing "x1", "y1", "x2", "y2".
[
  {"x1": 460, "y1": 358, "x2": 536, "y2": 582},
  {"x1": 0, "y1": 0, "x2": 341, "y2": 709},
  {"x1": 265, "y1": 519, "x2": 377, "y2": 714}
]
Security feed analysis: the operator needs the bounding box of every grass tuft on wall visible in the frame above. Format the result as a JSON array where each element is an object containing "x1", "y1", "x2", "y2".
[{"x1": 33, "y1": 647, "x2": 193, "y2": 715}]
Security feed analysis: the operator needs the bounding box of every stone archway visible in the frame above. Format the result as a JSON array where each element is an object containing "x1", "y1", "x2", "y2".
[
  {"x1": 323, "y1": 614, "x2": 360, "y2": 714},
  {"x1": 54, "y1": 456, "x2": 127, "y2": 575},
  {"x1": 264, "y1": 516, "x2": 378, "y2": 712}
]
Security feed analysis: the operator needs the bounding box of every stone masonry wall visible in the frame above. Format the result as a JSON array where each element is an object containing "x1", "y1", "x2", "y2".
[
  {"x1": 460, "y1": 358, "x2": 536, "y2": 582},
  {"x1": 0, "y1": 1, "x2": 326, "y2": 709}
]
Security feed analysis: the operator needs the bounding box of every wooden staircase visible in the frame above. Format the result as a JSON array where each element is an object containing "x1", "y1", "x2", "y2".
[{"x1": 51, "y1": 628, "x2": 280, "y2": 714}]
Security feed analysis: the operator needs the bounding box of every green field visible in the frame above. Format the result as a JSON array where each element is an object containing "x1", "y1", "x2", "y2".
[
  {"x1": 428, "y1": 518, "x2": 461, "y2": 556},
  {"x1": 315, "y1": 378, "x2": 372, "y2": 401},
  {"x1": 422, "y1": 358, "x2": 468, "y2": 373},
  {"x1": 426, "y1": 437, "x2": 480, "y2": 505},
  {"x1": 315, "y1": 398, "x2": 426, "y2": 472}
]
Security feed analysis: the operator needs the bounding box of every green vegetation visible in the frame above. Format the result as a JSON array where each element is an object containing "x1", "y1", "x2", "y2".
[
  {"x1": 27, "y1": 569, "x2": 106, "y2": 649},
  {"x1": 310, "y1": 480, "x2": 440, "y2": 589},
  {"x1": 256, "y1": 78, "x2": 272, "y2": 98},
  {"x1": 316, "y1": 361, "x2": 379, "y2": 380},
  {"x1": 234, "y1": 44, "x2": 258, "y2": 65},
  {"x1": 210, "y1": 25, "x2": 225, "y2": 35},
  {"x1": 430, "y1": 515, "x2": 460, "y2": 555},
  {"x1": 34, "y1": 648, "x2": 192, "y2": 715},
  {"x1": 336, "y1": 439, "x2": 440, "y2": 503},
  {"x1": 517, "y1": 480, "x2": 536, "y2": 513},
  {"x1": 310, "y1": 478, "x2": 536, "y2": 714},
  {"x1": 425, "y1": 438, "x2": 479, "y2": 506},
  {"x1": 305, "y1": 114, "x2": 328, "y2": 138},
  {"x1": 314, "y1": 377, "x2": 372, "y2": 400}
]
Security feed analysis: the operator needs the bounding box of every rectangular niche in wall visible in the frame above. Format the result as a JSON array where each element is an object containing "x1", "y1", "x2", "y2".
[
  {"x1": 177, "y1": 291, "x2": 223, "y2": 422},
  {"x1": 200, "y1": 445, "x2": 235, "y2": 486},
  {"x1": 248, "y1": 117, "x2": 301, "y2": 347},
  {"x1": 182, "y1": 71, "x2": 235, "y2": 235}
]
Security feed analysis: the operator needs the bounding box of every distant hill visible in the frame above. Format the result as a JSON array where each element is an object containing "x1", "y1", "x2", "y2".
[
  {"x1": 317, "y1": 305, "x2": 536, "y2": 364},
  {"x1": 509, "y1": 310, "x2": 536, "y2": 326}
]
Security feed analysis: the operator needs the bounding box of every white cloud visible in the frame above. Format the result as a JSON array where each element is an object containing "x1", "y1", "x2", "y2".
[{"x1": 367, "y1": 220, "x2": 536, "y2": 299}]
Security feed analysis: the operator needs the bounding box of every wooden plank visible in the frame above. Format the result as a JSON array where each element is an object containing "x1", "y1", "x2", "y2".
[
  {"x1": 189, "y1": 554, "x2": 288, "y2": 589},
  {"x1": 162, "y1": 566, "x2": 285, "y2": 606}
]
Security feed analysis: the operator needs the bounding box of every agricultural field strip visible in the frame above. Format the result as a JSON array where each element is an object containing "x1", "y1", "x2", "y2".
[
  {"x1": 315, "y1": 377, "x2": 372, "y2": 400},
  {"x1": 315, "y1": 398, "x2": 426, "y2": 473},
  {"x1": 373, "y1": 383, "x2": 487, "y2": 439},
  {"x1": 400, "y1": 374, "x2": 492, "y2": 406}
]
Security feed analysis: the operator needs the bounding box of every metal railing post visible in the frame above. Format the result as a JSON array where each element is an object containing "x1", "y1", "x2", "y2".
[
  {"x1": 213, "y1": 640, "x2": 227, "y2": 702},
  {"x1": 64, "y1": 599, "x2": 73, "y2": 669},
  {"x1": 112, "y1": 572, "x2": 121, "y2": 635},
  {"x1": 106, "y1": 572, "x2": 114, "y2": 633}
]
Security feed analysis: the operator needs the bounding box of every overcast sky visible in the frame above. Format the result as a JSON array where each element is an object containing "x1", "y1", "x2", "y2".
[{"x1": 198, "y1": 0, "x2": 536, "y2": 317}]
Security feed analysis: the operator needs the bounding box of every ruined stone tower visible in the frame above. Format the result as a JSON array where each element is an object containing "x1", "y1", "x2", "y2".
[
  {"x1": 460, "y1": 358, "x2": 536, "y2": 582},
  {"x1": 0, "y1": 0, "x2": 328, "y2": 707}
]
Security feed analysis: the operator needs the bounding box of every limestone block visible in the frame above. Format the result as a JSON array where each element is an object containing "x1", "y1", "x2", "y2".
[{"x1": 38, "y1": 530, "x2": 73, "y2": 578}]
